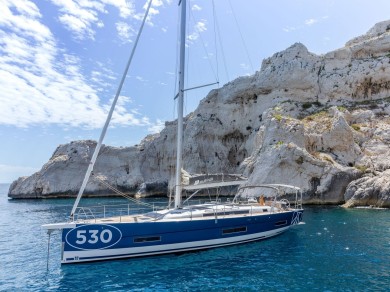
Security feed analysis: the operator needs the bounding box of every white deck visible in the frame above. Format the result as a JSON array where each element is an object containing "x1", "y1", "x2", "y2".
[{"x1": 43, "y1": 202, "x2": 296, "y2": 231}]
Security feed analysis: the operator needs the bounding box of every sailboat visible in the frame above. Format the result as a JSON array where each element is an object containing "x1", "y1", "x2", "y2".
[{"x1": 43, "y1": 0, "x2": 304, "y2": 264}]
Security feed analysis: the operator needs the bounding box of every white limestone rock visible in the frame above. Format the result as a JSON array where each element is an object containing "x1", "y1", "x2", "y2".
[
  {"x1": 8, "y1": 20, "x2": 390, "y2": 207},
  {"x1": 9, "y1": 140, "x2": 146, "y2": 198},
  {"x1": 243, "y1": 111, "x2": 360, "y2": 204},
  {"x1": 258, "y1": 43, "x2": 321, "y2": 101},
  {"x1": 343, "y1": 169, "x2": 390, "y2": 208}
]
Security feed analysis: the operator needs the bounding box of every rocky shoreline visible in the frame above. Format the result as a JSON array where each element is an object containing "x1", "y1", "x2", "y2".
[{"x1": 8, "y1": 20, "x2": 390, "y2": 208}]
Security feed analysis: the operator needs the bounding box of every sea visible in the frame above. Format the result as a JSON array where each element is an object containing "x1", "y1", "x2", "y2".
[{"x1": 0, "y1": 183, "x2": 389, "y2": 291}]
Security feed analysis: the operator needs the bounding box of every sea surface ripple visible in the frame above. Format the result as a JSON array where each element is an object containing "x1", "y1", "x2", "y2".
[{"x1": 0, "y1": 184, "x2": 389, "y2": 291}]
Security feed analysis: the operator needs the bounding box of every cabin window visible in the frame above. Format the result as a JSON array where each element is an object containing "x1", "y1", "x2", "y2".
[
  {"x1": 224, "y1": 210, "x2": 249, "y2": 215},
  {"x1": 134, "y1": 236, "x2": 161, "y2": 243},
  {"x1": 222, "y1": 226, "x2": 247, "y2": 235},
  {"x1": 203, "y1": 212, "x2": 215, "y2": 217},
  {"x1": 275, "y1": 220, "x2": 287, "y2": 227},
  {"x1": 203, "y1": 210, "x2": 250, "y2": 217}
]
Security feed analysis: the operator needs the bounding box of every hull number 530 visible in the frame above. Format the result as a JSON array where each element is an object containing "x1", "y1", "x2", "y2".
[
  {"x1": 65, "y1": 224, "x2": 122, "y2": 250},
  {"x1": 76, "y1": 229, "x2": 112, "y2": 244}
]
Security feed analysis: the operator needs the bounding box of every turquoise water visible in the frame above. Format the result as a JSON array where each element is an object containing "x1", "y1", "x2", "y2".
[{"x1": 0, "y1": 183, "x2": 389, "y2": 291}]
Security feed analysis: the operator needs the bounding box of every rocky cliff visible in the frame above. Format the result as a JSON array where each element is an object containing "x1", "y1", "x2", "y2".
[{"x1": 9, "y1": 20, "x2": 390, "y2": 207}]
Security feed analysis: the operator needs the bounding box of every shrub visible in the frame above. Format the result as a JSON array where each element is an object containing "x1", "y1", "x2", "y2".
[
  {"x1": 276, "y1": 141, "x2": 284, "y2": 147},
  {"x1": 351, "y1": 124, "x2": 361, "y2": 131},
  {"x1": 337, "y1": 106, "x2": 347, "y2": 112},
  {"x1": 322, "y1": 155, "x2": 334, "y2": 164},
  {"x1": 274, "y1": 114, "x2": 283, "y2": 122},
  {"x1": 355, "y1": 165, "x2": 368, "y2": 172}
]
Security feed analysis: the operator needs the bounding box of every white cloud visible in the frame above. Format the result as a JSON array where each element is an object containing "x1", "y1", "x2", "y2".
[
  {"x1": 116, "y1": 21, "x2": 136, "y2": 42},
  {"x1": 49, "y1": 0, "x2": 137, "y2": 40},
  {"x1": 59, "y1": 13, "x2": 96, "y2": 39},
  {"x1": 0, "y1": 0, "x2": 151, "y2": 129},
  {"x1": 43, "y1": 0, "x2": 174, "y2": 42},
  {"x1": 305, "y1": 18, "x2": 318, "y2": 26},
  {"x1": 151, "y1": 0, "x2": 164, "y2": 7},
  {"x1": 283, "y1": 26, "x2": 298, "y2": 33},
  {"x1": 305, "y1": 16, "x2": 328, "y2": 26},
  {"x1": 195, "y1": 21, "x2": 207, "y2": 32},
  {"x1": 0, "y1": 1, "x2": 51, "y2": 42},
  {"x1": 102, "y1": 0, "x2": 135, "y2": 18},
  {"x1": 50, "y1": 0, "x2": 102, "y2": 40},
  {"x1": 135, "y1": 76, "x2": 147, "y2": 82},
  {"x1": 240, "y1": 63, "x2": 250, "y2": 70},
  {"x1": 148, "y1": 119, "x2": 165, "y2": 133},
  {"x1": 188, "y1": 20, "x2": 207, "y2": 42},
  {"x1": 134, "y1": 0, "x2": 172, "y2": 26},
  {"x1": 104, "y1": 95, "x2": 148, "y2": 126},
  {"x1": 284, "y1": 15, "x2": 328, "y2": 33},
  {"x1": 192, "y1": 4, "x2": 202, "y2": 11}
]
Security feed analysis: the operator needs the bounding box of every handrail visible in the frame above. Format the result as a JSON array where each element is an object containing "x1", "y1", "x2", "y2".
[
  {"x1": 72, "y1": 201, "x2": 168, "y2": 222},
  {"x1": 234, "y1": 184, "x2": 303, "y2": 210},
  {"x1": 74, "y1": 207, "x2": 95, "y2": 221}
]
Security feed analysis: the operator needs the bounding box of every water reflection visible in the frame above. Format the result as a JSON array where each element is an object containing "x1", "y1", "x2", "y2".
[{"x1": 0, "y1": 191, "x2": 389, "y2": 291}]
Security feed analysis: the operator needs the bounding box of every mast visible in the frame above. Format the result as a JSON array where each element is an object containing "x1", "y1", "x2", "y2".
[
  {"x1": 174, "y1": 0, "x2": 187, "y2": 209},
  {"x1": 69, "y1": 0, "x2": 153, "y2": 220}
]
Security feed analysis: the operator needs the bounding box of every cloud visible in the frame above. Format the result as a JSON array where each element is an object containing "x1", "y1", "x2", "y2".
[
  {"x1": 119, "y1": 0, "x2": 173, "y2": 27},
  {"x1": 283, "y1": 26, "x2": 298, "y2": 32},
  {"x1": 101, "y1": 0, "x2": 135, "y2": 18},
  {"x1": 147, "y1": 119, "x2": 165, "y2": 133},
  {"x1": 0, "y1": 0, "x2": 151, "y2": 129},
  {"x1": 240, "y1": 63, "x2": 250, "y2": 70},
  {"x1": 284, "y1": 16, "x2": 328, "y2": 33},
  {"x1": 135, "y1": 76, "x2": 148, "y2": 82},
  {"x1": 305, "y1": 18, "x2": 318, "y2": 26},
  {"x1": 192, "y1": 4, "x2": 202, "y2": 11},
  {"x1": 0, "y1": 1, "x2": 51, "y2": 42},
  {"x1": 135, "y1": 0, "x2": 172, "y2": 26},
  {"x1": 50, "y1": 0, "x2": 103, "y2": 40},
  {"x1": 116, "y1": 21, "x2": 136, "y2": 42},
  {"x1": 188, "y1": 20, "x2": 207, "y2": 42},
  {"x1": 304, "y1": 16, "x2": 329, "y2": 26},
  {"x1": 104, "y1": 95, "x2": 149, "y2": 126},
  {"x1": 59, "y1": 13, "x2": 96, "y2": 39},
  {"x1": 195, "y1": 21, "x2": 207, "y2": 32},
  {"x1": 49, "y1": 0, "x2": 147, "y2": 40}
]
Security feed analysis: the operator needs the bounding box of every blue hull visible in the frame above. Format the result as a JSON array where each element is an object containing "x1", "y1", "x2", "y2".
[{"x1": 61, "y1": 210, "x2": 303, "y2": 263}]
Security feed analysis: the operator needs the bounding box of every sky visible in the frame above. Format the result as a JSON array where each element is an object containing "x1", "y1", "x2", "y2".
[{"x1": 1, "y1": 0, "x2": 390, "y2": 183}]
